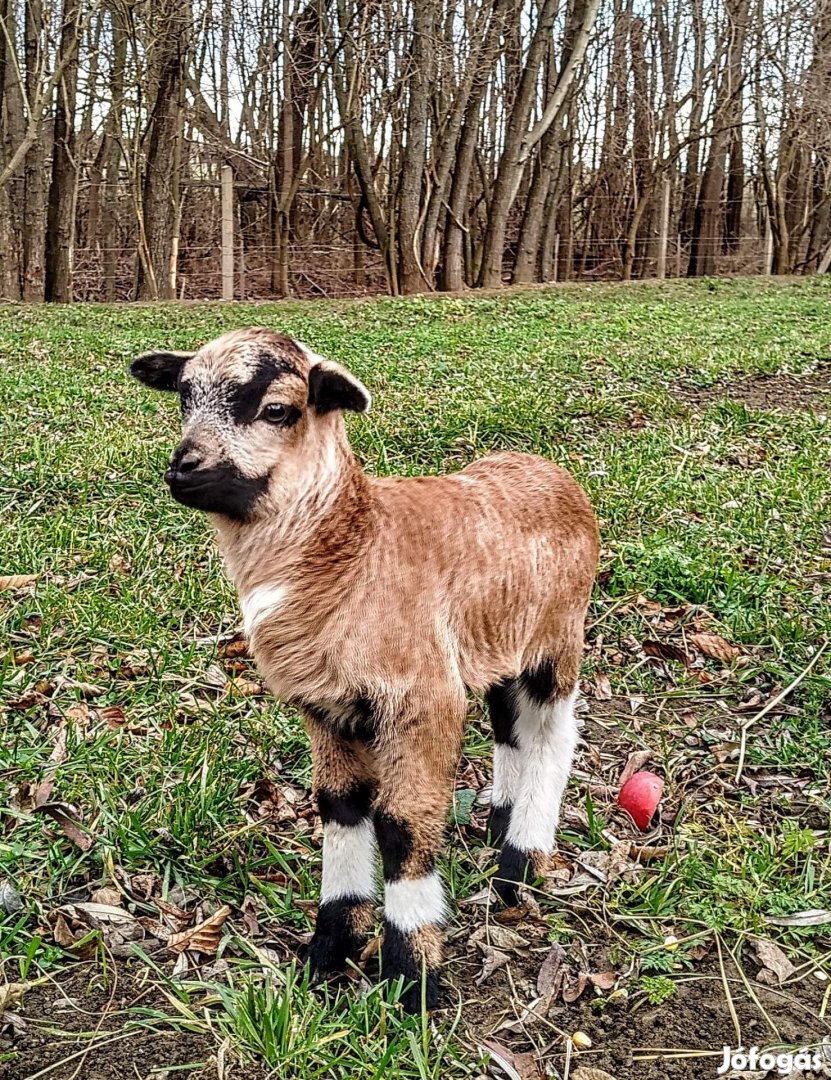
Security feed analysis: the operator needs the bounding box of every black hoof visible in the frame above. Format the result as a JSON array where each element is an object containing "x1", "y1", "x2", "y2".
[
  {"x1": 492, "y1": 841, "x2": 532, "y2": 907},
  {"x1": 392, "y1": 970, "x2": 441, "y2": 1013},
  {"x1": 301, "y1": 930, "x2": 354, "y2": 979}
]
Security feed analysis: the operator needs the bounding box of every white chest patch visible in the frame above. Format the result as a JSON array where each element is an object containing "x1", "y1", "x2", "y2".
[{"x1": 240, "y1": 583, "x2": 290, "y2": 637}]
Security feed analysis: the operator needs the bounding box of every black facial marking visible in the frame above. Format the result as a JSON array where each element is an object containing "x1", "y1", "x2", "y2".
[
  {"x1": 317, "y1": 781, "x2": 374, "y2": 827},
  {"x1": 165, "y1": 461, "x2": 268, "y2": 520},
  {"x1": 179, "y1": 378, "x2": 194, "y2": 411},
  {"x1": 308, "y1": 363, "x2": 369, "y2": 414},
  {"x1": 130, "y1": 351, "x2": 192, "y2": 392},
  {"x1": 486, "y1": 680, "x2": 519, "y2": 747},
  {"x1": 494, "y1": 842, "x2": 535, "y2": 906},
  {"x1": 302, "y1": 894, "x2": 372, "y2": 976},
  {"x1": 380, "y1": 922, "x2": 441, "y2": 1012},
  {"x1": 228, "y1": 353, "x2": 302, "y2": 426},
  {"x1": 374, "y1": 812, "x2": 415, "y2": 881},
  {"x1": 487, "y1": 804, "x2": 512, "y2": 846},
  {"x1": 521, "y1": 658, "x2": 557, "y2": 705}
]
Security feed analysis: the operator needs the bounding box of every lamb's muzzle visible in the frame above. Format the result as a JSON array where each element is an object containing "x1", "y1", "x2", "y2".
[{"x1": 130, "y1": 326, "x2": 600, "y2": 1013}]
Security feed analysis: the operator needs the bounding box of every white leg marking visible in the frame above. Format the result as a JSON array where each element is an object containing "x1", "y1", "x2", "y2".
[
  {"x1": 505, "y1": 689, "x2": 578, "y2": 855},
  {"x1": 384, "y1": 873, "x2": 447, "y2": 933},
  {"x1": 491, "y1": 744, "x2": 522, "y2": 808},
  {"x1": 240, "y1": 583, "x2": 289, "y2": 637},
  {"x1": 320, "y1": 819, "x2": 378, "y2": 904}
]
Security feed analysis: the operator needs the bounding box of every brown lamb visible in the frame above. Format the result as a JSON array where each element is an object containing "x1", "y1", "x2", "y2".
[{"x1": 131, "y1": 326, "x2": 599, "y2": 1012}]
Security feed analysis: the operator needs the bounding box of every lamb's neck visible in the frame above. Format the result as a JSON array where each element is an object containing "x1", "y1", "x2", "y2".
[{"x1": 214, "y1": 453, "x2": 376, "y2": 599}]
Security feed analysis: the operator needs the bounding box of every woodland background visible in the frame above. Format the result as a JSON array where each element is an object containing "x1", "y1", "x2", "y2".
[{"x1": 0, "y1": 0, "x2": 829, "y2": 301}]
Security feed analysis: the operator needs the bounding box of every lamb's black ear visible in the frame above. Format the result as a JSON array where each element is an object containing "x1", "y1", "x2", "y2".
[
  {"x1": 307, "y1": 359, "x2": 371, "y2": 415},
  {"x1": 129, "y1": 351, "x2": 194, "y2": 392}
]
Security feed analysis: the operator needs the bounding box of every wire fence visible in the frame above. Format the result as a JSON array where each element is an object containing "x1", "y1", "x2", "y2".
[{"x1": 69, "y1": 234, "x2": 778, "y2": 302}]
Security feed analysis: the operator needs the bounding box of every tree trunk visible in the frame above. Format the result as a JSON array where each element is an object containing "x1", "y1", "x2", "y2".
[
  {"x1": 480, "y1": 0, "x2": 600, "y2": 288},
  {"x1": 22, "y1": 0, "x2": 47, "y2": 300},
  {"x1": 45, "y1": 0, "x2": 80, "y2": 302},
  {"x1": 688, "y1": 0, "x2": 748, "y2": 276},
  {"x1": 136, "y1": 0, "x2": 190, "y2": 300},
  {"x1": 397, "y1": 0, "x2": 435, "y2": 293}
]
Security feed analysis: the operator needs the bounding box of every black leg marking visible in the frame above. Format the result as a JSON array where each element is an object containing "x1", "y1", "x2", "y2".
[
  {"x1": 487, "y1": 803, "x2": 512, "y2": 846},
  {"x1": 374, "y1": 812, "x2": 415, "y2": 881},
  {"x1": 317, "y1": 781, "x2": 374, "y2": 826},
  {"x1": 486, "y1": 680, "x2": 519, "y2": 747},
  {"x1": 487, "y1": 678, "x2": 520, "y2": 847},
  {"x1": 520, "y1": 658, "x2": 557, "y2": 705}
]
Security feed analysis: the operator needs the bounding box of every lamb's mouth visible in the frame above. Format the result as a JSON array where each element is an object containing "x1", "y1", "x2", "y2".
[{"x1": 164, "y1": 464, "x2": 268, "y2": 520}]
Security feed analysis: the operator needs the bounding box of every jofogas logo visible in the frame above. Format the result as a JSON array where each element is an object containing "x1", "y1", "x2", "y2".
[{"x1": 717, "y1": 1045, "x2": 825, "y2": 1075}]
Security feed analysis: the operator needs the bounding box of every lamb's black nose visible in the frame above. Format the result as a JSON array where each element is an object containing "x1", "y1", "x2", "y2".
[
  {"x1": 165, "y1": 445, "x2": 203, "y2": 484},
  {"x1": 175, "y1": 449, "x2": 202, "y2": 473}
]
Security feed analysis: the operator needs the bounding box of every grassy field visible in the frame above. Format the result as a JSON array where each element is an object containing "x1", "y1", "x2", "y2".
[{"x1": 1, "y1": 277, "x2": 830, "y2": 1080}]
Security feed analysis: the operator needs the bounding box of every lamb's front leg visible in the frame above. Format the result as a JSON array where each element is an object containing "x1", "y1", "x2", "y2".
[
  {"x1": 373, "y1": 705, "x2": 462, "y2": 1013},
  {"x1": 303, "y1": 716, "x2": 378, "y2": 977}
]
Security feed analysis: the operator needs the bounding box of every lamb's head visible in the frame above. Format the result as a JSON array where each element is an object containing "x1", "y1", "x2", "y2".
[{"x1": 130, "y1": 327, "x2": 370, "y2": 521}]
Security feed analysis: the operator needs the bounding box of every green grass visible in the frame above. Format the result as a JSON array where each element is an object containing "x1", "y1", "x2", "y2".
[{"x1": 1, "y1": 277, "x2": 830, "y2": 1075}]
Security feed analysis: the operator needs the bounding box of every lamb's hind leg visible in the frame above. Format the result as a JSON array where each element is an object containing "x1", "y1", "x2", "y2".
[
  {"x1": 489, "y1": 660, "x2": 579, "y2": 907},
  {"x1": 303, "y1": 715, "x2": 378, "y2": 977}
]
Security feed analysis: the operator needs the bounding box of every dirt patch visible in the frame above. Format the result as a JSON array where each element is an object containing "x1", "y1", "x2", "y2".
[
  {"x1": 680, "y1": 364, "x2": 831, "y2": 411},
  {"x1": 0, "y1": 965, "x2": 269, "y2": 1080},
  {"x1": 451, "y1": 938, "x2": 830, "y2": 1080}
]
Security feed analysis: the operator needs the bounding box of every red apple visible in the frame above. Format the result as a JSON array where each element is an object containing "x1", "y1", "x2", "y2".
[{"x1": 617, "y1": 770, "x2": 664, "y2": 830}]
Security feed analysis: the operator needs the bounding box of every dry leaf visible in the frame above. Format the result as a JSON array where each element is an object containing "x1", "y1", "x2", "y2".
[
  {"x1": 562, "y1": 970, "x2": 589, "y2": 1003},
  {"x1": 480, "y1": 1040, "x2": 541, "y2": 1080},
  {"x1": 537, "y1": 943, "x2": 566, "y2": 996},
  {"x1": 470, "y1": 924, "x2": 528, "y2": 952},
  {"x1": 8, "y1": 690, "x2": 48, "y2": 710},
  {"x1": 49, "y1": 725, "x2": 68, "y2": 764},
  {"x1": 65, "y1": 702, "x2": 91, "y2": 729},
  {"x1": 618, "y1": 750, "x2": 652, "y2": 786},
  {"x1": 765, "y1": 909, "x2": 831, "y2": 927},
  {"x1": 689, "y1": 631, "x2": 742, "y2": 663},
  {"x1": 217, "y1": 633, "x2": 249, "y2": 659},
  {"x1": 593, "y1": 674, "x2": 612, "y2": 700},
  {"x1": 34, "y1": 802, "x2": 93, "y2": 851},
  {"x1": 52, "y1": 913, "x2": 75, "y2": 947},
  {"x1": 0, "y1": 882, "x2": 24, "y2": 915},
  {"x1": 167, "y1": 904, "x2": 231, "y2": 954},
  {"x1": 62, "y1": 902, "x2": 136, "y2": 929},
  {"x1": 0, "y1": 574, "x2": 38, "y2": 591},
  {"x1": 0, "y1": 981, "x2": 35, "y2": 1014},
  {"x1": 52, "y1": 676, "x2": 104, "y2": 698},
  {"x1": 91, "y1": 887, "x2": 123, "y2": 906},
  {"x1": 204, "y1": 664, "x2": 229, "y2": 689},
  {"x1": 476, "y1": 945, "x2": 511, "y2": 984},
  {"x1": 233, "y1": 678, "x2": 265, "y2": 697},
  {"x1": 588, "y1": 970, "x2": 617, "y2": 990},
  {"x1": 751, "y1": 938, "x2": 795, "y2": 985},
  {"x1": 642, "y1": 639, "x2": 691, "y2": 665},
  {"x1": 99, "y1": 706, "x2": 128, "y2": 729},
  {"x1": 359, "y1": 935, "x2": 381, "y2": 963}
]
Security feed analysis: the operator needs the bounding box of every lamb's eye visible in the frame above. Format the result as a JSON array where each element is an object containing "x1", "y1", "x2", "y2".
[{"x1": 262, "y1": 403, "x2": 289, "y2": 425}]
